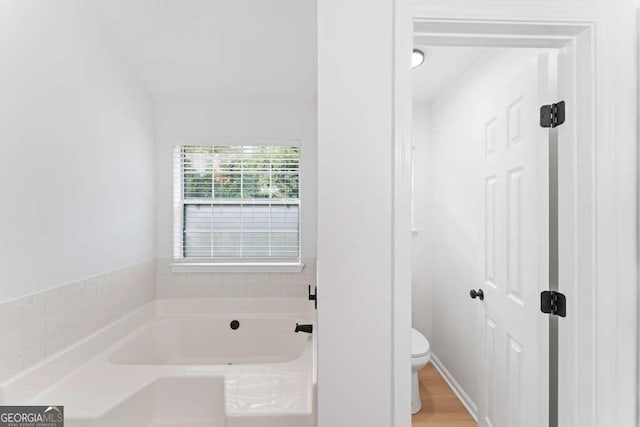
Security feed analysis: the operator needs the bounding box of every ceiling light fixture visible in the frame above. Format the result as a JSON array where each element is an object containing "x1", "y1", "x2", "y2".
[{"x1": 412, "y1": 49, "x2": 425, "y2": 69}]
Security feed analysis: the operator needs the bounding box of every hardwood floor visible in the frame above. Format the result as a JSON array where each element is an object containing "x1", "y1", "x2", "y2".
[{"x1": 412, "y1": 363, "x2": 476, "y2": 427}]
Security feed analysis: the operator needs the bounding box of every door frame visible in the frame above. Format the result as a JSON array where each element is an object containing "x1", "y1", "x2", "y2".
[{"x1": 393, "y1": 5, "x2": 637, "y2": 426}]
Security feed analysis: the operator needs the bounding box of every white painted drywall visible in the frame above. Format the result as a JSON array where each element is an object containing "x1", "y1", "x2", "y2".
[
  {"x1": 412, "y1": 47, "x2": 492, "y2": 104},
  {"x1": 411, "y1": 49, "x2": 543, "y2": 408},
  {"x1": 154, "y1": 103, "x2": 317, "y2": 260},
  {"x1": 317, "y1": 0, "x2": 394, "y2": 425},
  {"x1": 90, "y1": 0, "x2": 317, "y2": 105},
  {"x1": 411, "y1": 102, "x2": 433, "y2": 341},
  {"x1": 0, "y1": 0, "x2": 156, "y2": 302}
]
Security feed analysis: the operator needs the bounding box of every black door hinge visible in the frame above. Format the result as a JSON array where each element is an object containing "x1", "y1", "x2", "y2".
[
  {"x1": 540, "y1": 101, "x2": 566, "y2": 128},
  {"x1": 308, "y1": 285, "x2": 317, "y2": 309},
  {"x1": 541, "y1": 291, "x2": 566, "y2": 317}
]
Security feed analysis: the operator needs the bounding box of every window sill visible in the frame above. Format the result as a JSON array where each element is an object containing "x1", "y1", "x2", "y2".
[{"x1": 171, "y1": 262, "x2": 305, "y2": 274}]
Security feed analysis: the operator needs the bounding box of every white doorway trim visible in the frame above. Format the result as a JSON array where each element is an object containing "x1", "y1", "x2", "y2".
[{"x1": 394, "y1": 5, "x2": 637, "y2": 426}]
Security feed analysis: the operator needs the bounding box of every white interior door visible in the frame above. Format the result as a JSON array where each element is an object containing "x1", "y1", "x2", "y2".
[{"x1": 478, "y1": 53, "x2": 552, "y2": 427}]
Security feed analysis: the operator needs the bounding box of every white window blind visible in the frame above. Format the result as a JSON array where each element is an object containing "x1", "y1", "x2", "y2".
[{"x1": 173, "y1": 145, "x2": 300, "y2": 263}]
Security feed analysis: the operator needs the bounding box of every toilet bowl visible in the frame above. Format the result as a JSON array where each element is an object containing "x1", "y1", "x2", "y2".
[{"x1": 411, "y1": 328, "x2": 431, "y2": 414}]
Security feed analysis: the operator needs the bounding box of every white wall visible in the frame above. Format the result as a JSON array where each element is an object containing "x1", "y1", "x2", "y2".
[
  {"x1": 412, "y1": 49, "x2": 543, "y2": 409},
  {"x1": 411, "y1": 102, "x2": 433, "y2": 340},
  {"x1": 0, "y1": 0, "x2": 156, "y2": 302},
  {"x1": 317, "y1": 0, "x2": 395, "y2": 425},
  {"x1": 154, "y1": 103, "x2": 317, "y2": 262}
]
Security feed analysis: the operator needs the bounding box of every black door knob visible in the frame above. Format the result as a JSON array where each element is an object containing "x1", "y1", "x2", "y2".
[{"x1": 470, "y1": 289, "x2": 484, "y2": 301}]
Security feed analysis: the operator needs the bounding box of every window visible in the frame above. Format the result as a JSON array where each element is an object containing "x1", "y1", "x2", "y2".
[{"x1": 173, "y1": 145, "x2": 300, "y2": 265}]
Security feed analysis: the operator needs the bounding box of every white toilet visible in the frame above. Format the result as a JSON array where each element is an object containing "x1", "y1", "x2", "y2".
[{"x1": 411, "y1": 328, "x2": 431, "y2": 414}]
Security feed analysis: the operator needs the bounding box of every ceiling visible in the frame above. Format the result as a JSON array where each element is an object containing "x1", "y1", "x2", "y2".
[
  {"x1": 412, "y1": 46, "x2": 494, "y2": 103},
  {"x1": 90, "y1": 0, "x2": 317, "y2": 104}
]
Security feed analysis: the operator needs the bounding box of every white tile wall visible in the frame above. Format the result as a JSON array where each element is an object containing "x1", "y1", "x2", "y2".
[
  {"x1": 0, "y1": 260, "x2": 155, "y2": 383},
  {"x1": 155, "y1": 258, "x2": 316, "y2": 299}
]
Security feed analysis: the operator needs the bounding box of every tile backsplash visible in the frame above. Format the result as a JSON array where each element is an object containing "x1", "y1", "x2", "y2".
[
  {"x1": 0, "y1": 260, "x2": 155, "y2": 382},
  {"x1": 155, "y1": 258, "x2": 316, "y2": 299}
]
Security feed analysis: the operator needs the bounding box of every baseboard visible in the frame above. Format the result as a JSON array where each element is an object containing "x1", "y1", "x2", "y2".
[{"x1": 430, "y1": 353, "x2": 478, "y2": 421}]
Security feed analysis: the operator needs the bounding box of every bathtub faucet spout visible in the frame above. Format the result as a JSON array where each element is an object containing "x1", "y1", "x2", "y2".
[{"x1": 294, "y1": 323, "x2": 313, "y2": 334}]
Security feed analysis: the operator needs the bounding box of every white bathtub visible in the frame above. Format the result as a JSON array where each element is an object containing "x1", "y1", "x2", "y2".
[
  {"x1": 109, "y1": 316, "x2": 308, "y2": 365},
  {"x1": 1, "y1": 299, "x2": 315, "y2": 427}
]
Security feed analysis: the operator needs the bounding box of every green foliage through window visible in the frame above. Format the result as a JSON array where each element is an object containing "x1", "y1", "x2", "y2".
[{"x1": 181, "y1": 146, "x2": 299, "y2": 200}]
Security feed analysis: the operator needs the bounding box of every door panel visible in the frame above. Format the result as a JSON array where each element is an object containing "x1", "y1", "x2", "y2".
[
  {"x1": 506, "y1": 166, "x2": 524, "y2": 306},
  {"x1": 507, "y1": 334, "x2": 524, "y2": 426},
  {"x1": 484, "y1": 175, "x2": 497, "y2": 289},
  {"x1": 479, "y1": 53, "x2": 550, "y2": 427},
  {"x1": 484, "y1": 315, "x2": 498, "y2": 427}
]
